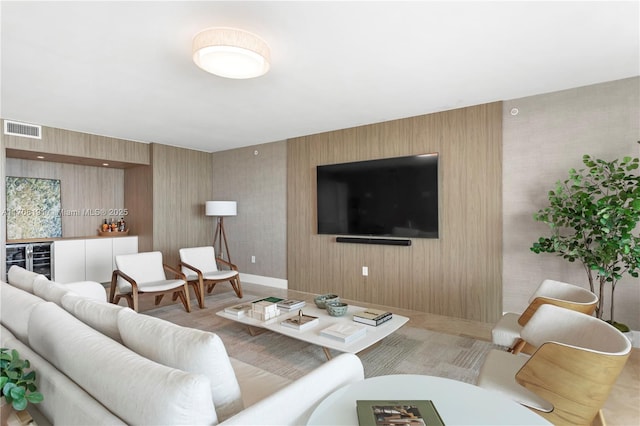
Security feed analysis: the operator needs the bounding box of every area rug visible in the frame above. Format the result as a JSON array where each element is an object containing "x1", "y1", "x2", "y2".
[{"x1": 144, "y1": 292, "x2": 498, "y2": 384}]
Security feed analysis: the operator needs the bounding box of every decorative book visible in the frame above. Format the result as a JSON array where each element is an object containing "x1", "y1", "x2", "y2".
[
  {"x1": 277, "y1": 299, "x2": 306, "y2": 311},
  {"x1": 356, "y1": 400, "x2": 445, "y2": 426},
  {"x1": 353, "y1": 309, "x2": 393, "y2": 326},
  {"x1": 320, "y1": 323, "x2": 367, "y2": 344},
  {"x1": 250, "y1": 300, "x2": 281, "y2": 321},
  {"x1": 224, "y1": 302, "x2": 253, "y2": 317},
  {"x1": 280, "y1": 312, "x2": 319, "y2": 331}
]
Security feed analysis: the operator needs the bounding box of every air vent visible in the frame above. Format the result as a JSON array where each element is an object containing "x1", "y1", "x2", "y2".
[{"x1": 4, "y1": 120, "x2": 42, "y2": 139}]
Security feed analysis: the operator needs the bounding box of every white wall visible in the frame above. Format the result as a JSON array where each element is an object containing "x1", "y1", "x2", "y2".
[{"x1": 503, "y1": 77, "x2": 640, "y2": 329}]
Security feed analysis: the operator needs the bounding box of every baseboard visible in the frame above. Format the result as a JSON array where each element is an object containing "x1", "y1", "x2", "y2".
[{"x1": 239, "y1": 273, "x2": 288, "y2": 289}]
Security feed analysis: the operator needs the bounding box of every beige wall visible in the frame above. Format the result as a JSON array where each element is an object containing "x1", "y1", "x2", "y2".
[
  {"x1": 503, "y1": 77, "x2": 640, "y2": 329},
  {"x1": 211, "y1": 141, "x2": 287, "y2": 279},
  {"x1": 288, "y1": 103, "x2": 503, "y2": 323}
]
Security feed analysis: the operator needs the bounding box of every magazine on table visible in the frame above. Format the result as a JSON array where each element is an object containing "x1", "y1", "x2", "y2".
[{"x1": 356, "y1": 400, "x2": 444, "y2": 426}]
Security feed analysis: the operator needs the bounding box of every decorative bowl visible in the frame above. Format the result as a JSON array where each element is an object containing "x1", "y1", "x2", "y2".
[
  {"x1": 314, "y1": 293, "x2": 340, "y2": 309},
  {"x1": 326, "y1": 302, "x2": 348, "y2": 317}
]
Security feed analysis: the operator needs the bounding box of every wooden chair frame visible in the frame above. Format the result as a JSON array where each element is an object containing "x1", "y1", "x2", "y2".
[
  {"x1": 179, "y1": 257, "x2": 242, "y2": 309},
  {"x1": 515, "y1": 341, "x2": 630, "y2": 425},
  {"x1": 110, "y1": 264, "x2": 191, "y2": 313}
]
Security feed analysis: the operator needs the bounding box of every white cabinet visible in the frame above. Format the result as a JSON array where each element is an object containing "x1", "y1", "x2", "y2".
[
  {"x1": 112, "y1": 236, "x2": 138, "y2": 270},
  {"x1": 53, "y1": 236, "x2": 138, "y2": 283},
  {"x1": 52, "y1": 240, "x2": 86, "y2": 283},
  {"x1": 85, "y1": 238, "x2": 113, "y2": 283}
]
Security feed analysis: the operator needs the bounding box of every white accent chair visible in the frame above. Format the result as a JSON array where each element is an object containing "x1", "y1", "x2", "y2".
[
  {"x1": 478, "y1": 304, "x2": 631, "y2": 426},
  {"x1": 179, "y1": 246, "x2": 242, "y2": 309},
  {"x1": 492, "y1": 279, "x2": 598, "y2": 352},
  {"x1": 110, "y1": 251, "x2": 191, "y2": 312}
]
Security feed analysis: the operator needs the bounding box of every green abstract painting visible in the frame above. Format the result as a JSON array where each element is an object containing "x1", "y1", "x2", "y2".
[{"x1": 6, "y1": 177, "x2": 62, "y2": 240}]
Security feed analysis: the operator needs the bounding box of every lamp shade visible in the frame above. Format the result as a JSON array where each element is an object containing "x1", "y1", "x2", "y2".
[
  {"x1": 192, "y1": 27, "x2": 270, "y2": 79},
  {"x1": 206, "y1": 201, "x2": 237, "y2": 216}
]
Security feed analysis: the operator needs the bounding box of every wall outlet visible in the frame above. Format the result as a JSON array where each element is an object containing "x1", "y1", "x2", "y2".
[
  {"x1": 362, "y1": 266, "x2": 368, "y2": 276},
  {"x1": 251, "y1": 255, "x2": 256, "y2": 263}
]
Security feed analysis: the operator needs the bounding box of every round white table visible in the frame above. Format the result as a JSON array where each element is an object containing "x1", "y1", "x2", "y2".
[{"x1": 306, "y1": 374, "x2": 551, "y2": 425}]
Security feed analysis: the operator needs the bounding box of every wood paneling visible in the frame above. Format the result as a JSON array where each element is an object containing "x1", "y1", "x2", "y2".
[
  {"x1": 5, "y1": 158, "x2": 125, "y2": 238},
  {"x1": 3, "y1": 123, "x2": 149, "y2": 166},
  {"x1": 124, "y1": 165, "x2": 153, "y2": 253},
  {"x1": 150, "y1": 143, "x2": 214, "y2": 267},
  {"x1": 287, "y1": 103, "x2": 503, "y2": 323}
]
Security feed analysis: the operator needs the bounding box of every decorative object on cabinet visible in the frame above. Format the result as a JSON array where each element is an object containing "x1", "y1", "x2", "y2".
[{"x1": 205, "y1": 201, "x2": 237, "y2": 263}]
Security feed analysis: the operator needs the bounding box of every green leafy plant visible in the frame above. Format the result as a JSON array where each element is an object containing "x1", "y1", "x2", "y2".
[
  {"x1": 0, "y1": 348, "x2": 44, "y2": 410},
  {"x1": 531, "y1": 154, "x2": 640, "y2": 331}
]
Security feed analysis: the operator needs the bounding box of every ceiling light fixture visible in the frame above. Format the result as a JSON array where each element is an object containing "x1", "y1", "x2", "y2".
[{"x1": 192, "y1": 27, "x2": 270, "y2": 79}]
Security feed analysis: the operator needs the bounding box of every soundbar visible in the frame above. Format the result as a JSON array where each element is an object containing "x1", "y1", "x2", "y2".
[{"x1": 335, "y1": 237, "x2": 412, "y2": 246}]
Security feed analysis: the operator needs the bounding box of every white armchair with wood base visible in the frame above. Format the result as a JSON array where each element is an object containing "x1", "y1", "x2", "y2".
[
  {"x1": 478, "y1": 304, "x2": 631, "y2": 426},
  {"x1": 110, "y1": 251, "x2": 191, "y2": 312},
  {"x1": 179, "y1": 246, "x2": 242, "y2": 309}
]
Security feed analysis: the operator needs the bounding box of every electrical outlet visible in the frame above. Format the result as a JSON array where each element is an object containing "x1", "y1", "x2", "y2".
[
  {"x1": 362, "y1": 266, "x2": 368, "y2": 276},
  {"x1": 251, "y1": 255, "x2": 256, "y2": 263}
]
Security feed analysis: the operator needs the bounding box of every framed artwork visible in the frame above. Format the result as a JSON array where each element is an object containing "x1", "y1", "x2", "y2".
[{"x1": 5, "y1": 177, "x2": 62, "y2": 240}]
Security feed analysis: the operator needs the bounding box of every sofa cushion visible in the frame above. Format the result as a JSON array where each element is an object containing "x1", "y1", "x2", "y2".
[
  {"x1": 33, "y1": 276, "x2": 73, "y2": 305},
  {"x1": 0, "y1": 281, "x2": 44, "y2": 343},
  {"x1": 1, "y1": 325, "x2": 126, "y2": 425},
  {"x1": 28, "y1": 302, "x2": 217, "y2": 425},
  {"x1": 60, "y1": 293, "x2": 125, "y2": 343},
  {"x1": 7, "y1": 265, "x2": 44, "y2": 293},
  {"x1": 229, "y1": 358, "x2": 292, "y2": 408},
  {"x1": 117, "y1": 309, "x2": 244, "y2": 422},
  {"x1": 62, "y1": 281, "x2": 108, "y2": 302}
]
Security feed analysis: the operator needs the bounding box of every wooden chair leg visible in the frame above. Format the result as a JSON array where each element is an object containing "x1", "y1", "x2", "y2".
[
  {"x1": 195, "y1": 277, "x2": 205, "y2": 309},
  {"x1": 178, "y1": 284, "x2": 191, "y2": 313},
  {"x1": 155, "y1": 294, "x2": 165, "y2": 305},
  {"x1": 232, "y1": 276, "x2": 243, "y2": 298},
  {"x1": 510, "y1": 339, "x2": 526, "y2": 354},
  {"x1": 132, "y1": 291, "x2": 139, "y2": 312},
  {"x1": 109, "y1": 274, "x2": 117, "y2": 303}
]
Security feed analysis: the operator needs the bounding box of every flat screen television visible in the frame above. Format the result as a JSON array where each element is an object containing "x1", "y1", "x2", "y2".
[{"x1": 316, "y1": 153, "x2": 439, "y2": 239}]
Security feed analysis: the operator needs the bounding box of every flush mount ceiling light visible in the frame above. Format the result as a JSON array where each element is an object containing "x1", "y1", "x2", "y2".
[{"x1": 192, "y1": 27, "x2": 271, "y2": 79}]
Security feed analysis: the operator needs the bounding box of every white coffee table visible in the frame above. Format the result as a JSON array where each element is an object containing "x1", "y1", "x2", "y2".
[
  {"x1": 307, "y1": 374, "x2": 551, "y2": 425},
  {"x1": 216, "y1": 303, "x2": 409, "y2": 360}
]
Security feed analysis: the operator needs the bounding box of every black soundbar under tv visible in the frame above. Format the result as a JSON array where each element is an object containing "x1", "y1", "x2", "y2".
[{"x1": 335, "y1": 237, "x2": 412, "y2": 246}]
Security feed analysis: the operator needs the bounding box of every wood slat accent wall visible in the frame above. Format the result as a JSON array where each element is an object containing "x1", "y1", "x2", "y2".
[
  {"x1": 3, "y1": 123, "x2": 149, "y2": 166},
  {"x1": 287, "y1": 103, "x2": 503, "y2": 323},
  {"x1": 149, "y1": 143, "x2": 214, "y2": 267},
  {"x1": 5, "y1": 158, "x2": 125, "y2": 238},
  {"x1": 124, "y1": 164, "x2": 153, "y2": 253}
]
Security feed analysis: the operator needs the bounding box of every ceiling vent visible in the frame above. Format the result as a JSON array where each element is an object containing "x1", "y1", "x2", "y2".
[{"x1": 4, "y1": 120, "x2": 42, "y2": 139}]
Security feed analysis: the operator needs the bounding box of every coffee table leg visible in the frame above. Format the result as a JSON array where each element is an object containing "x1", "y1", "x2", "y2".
[
  {"x1": 322, "y1": 347, "x2": 333, "y2": 360},
  {"x1": 247, "y1": 325, "x2": 268, "y2": 336}
]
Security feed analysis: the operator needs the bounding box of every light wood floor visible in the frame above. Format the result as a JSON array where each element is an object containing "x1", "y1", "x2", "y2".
[{"x1": 128, "y1": 282, "x2": 639, "y2": 426}]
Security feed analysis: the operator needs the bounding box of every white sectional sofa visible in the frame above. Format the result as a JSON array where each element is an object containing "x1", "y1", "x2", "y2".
[{"x1": 0, "y1": 266, "x2": 365, "y2": 425}]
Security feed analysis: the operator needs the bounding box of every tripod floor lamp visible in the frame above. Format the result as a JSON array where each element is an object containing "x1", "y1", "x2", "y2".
[{"x1": 205, "y1": 201, "x2": 237, "y2": 263}]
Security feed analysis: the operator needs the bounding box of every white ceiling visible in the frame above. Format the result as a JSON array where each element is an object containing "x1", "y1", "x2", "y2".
[{"x1": 1, "y1": 1, "x2": 639, "y2": 153}]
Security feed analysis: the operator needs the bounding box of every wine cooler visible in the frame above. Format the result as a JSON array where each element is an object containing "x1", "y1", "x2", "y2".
[{"x1": 5, "y1": 242, "x2": 52, "y2": 281}]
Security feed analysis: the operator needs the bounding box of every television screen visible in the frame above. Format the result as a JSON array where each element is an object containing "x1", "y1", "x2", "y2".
[{"x1": 316, "y1": 153, "x2": 439, "y2": 239}]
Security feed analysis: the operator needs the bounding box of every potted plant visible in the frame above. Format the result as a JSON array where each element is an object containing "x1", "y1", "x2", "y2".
[
  {"x1": 1, "y1": 347, "x2": 44, "y2": 418},
  {"x1": 530, "y1": 154, "x2": 640, "y2": 332}
]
